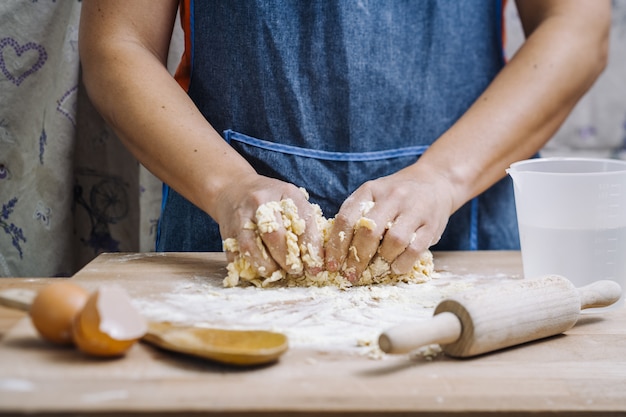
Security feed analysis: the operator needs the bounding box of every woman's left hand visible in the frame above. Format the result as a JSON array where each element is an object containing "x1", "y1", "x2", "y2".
[{"x1": 324, "y1": 167, "x2": 455, "y2": 282}]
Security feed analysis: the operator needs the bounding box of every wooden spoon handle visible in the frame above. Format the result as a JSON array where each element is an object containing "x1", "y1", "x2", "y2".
[{"x1": 0, "y1": 288, "x2": 35, "y2": 312}]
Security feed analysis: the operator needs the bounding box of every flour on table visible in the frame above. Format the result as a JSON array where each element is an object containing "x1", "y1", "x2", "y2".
[
  {"x1": 133, "y1": 271, "x2": 491, "y2": 356},
  {"x1": 223, "y1": 192, "x2": 434, "y2": 288}
]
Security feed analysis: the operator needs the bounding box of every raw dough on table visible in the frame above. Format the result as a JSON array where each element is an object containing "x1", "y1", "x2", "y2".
[{"x1": 223, "y1": 193, "x2": 433, "y2": 288}]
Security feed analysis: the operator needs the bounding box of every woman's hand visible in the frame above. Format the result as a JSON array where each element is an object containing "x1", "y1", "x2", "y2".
[
  {"x1": 324, "y1": 167, "x2": 455, "y2": 282},
  {"x1": 213, "y1": 174, "x2": 324, "y2": 278},
  {"x1": 322, "y1": 0, "x2": 611, "y2": 284}
]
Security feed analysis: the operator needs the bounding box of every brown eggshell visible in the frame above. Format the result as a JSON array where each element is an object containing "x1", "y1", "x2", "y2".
[
  {"x1": 72, "y1": 285, "x2": 147, "y2": 357},
  {"x1": 29, "y1": 281, "x2": 89, "y2": 346}
]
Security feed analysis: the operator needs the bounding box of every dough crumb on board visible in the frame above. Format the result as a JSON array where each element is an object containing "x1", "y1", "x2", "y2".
[{"x1": 223, "y1": 193, "x2": 434, "y2": 288}]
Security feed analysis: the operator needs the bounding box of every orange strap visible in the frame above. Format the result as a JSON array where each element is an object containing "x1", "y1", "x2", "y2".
[{"x1": 174, "y1": 0, "x2": 193, "y2": 91}]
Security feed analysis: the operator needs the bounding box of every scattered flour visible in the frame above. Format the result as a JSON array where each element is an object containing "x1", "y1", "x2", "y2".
[{"x1": 132, "y1": 272, "x2": 510, "y2": 357}]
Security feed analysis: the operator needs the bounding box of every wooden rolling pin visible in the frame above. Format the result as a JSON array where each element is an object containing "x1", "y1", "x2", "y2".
[{"x1": 378, "y1": 275, "x2": 622, "y2": 358}]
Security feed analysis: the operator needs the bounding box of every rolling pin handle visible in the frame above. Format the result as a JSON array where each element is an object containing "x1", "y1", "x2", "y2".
[
  {"x1": 577, "y1": 280, "x2": 622, "y2": 310},
  {"x1": 378, "y1": 312, "x2": 462, "y2": 354}
]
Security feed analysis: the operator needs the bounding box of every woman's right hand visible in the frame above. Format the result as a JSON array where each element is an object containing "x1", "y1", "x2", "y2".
[{"x1": 213, "y1": 174, "x2": 324, "y2": 278}]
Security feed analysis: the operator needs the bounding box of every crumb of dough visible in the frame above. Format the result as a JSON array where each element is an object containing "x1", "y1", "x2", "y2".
[
  {"x1": 223, "y1": 195, "x2": 434, "y2": 288},
  {"x1": 359, "y1": 201, "x2": 375, "y2": 215},
  {"x1": 355, "y1": 217, "x2": 376, "y2": 230},
  {"x1": 255, "y1": 201, "x2": 281, "y2": 234},
  {"x1": 409, "y1": 344, "x2": 442, "y2": 361},
  {"x1": 356, "y1": 338, "x2": 373, "y2": 347},
  {"x1": 222, "y1": 237, "x2": 238, "y2": 252},
  {"x1": 367, "y1": 346, "x2": 385, "y2": 360},
  {"x1": 348, "y1": 245, "x2": 360, "y2": 262}
]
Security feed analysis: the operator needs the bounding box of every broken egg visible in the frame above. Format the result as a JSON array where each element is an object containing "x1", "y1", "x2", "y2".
[
  {"x1": 29, "y1": 281, "x2": 89, "y2": 346},
  {"x1": 72, "y1": 285, "x2": 147, "y2": 357}
]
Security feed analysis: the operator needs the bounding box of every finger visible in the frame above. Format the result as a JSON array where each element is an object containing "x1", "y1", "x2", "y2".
[
  {"x1": 339, "y1": 198, "x2": 393, "y2": 282},
  {"x1": 342, "y1": 217, "x2": 384, "y2": 282},
  {"x1": 296, "y1": 202, "x2": 325, "y2": 275},
  {"x1": 219, "y1": 196, "x2": 281, "y2": 278},
  {"x1": 221, "y1": 221, "x2": 252, "y2": 264},
  {"x1": 324, "y1": 209, "x2": 357, "y2": 273},
  {"x1": 258, "y1": 206, "x2": 303, "y2": 275},
  {"x1": 390, "y1": 226, "x2": 435, "y2": 275},
  {"x1": 377, "y1": 215, "x2": 420, "y2": 265},
  {"x1": 237, "y1": 226, "x2": 280, "y2": 278},
  {"x1": 224, "y1": 245, "x2": 236, "y2": 263},
  {"x1": 326, "y1": 192, "x2": 382, "y2": 275}
]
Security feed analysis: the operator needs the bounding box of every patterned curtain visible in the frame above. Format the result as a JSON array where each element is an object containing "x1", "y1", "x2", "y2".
[{"x1": 0, "y1": 1, "x2": 180, "y2": 276}]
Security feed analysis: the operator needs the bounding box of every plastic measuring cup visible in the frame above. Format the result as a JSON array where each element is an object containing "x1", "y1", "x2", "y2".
[{"x1": 507, "y1": 157, "x2": 626, "y2": 301}]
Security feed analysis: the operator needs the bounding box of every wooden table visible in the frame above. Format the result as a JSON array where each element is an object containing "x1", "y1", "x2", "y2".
[{"x1": 0, "y1": 251, "x2": 625, "y2": 416}]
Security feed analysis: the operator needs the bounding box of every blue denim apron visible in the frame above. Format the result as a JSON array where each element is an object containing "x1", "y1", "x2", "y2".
[{"x1": 157, "y1": 0, "x2": 520, "y2": 252}]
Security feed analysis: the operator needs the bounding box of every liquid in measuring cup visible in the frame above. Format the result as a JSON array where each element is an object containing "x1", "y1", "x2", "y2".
[
  {"x1": 519, "y1": 224, "x2": 626, "y2": 287},
  {"x1": 508, "y1": 157, "x2": 626, "y2": 307}
]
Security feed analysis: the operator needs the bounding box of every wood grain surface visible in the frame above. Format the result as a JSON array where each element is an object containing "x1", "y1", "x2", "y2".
[{"x1": 0, "y1": 251, "x2": 625, "y2": 416}]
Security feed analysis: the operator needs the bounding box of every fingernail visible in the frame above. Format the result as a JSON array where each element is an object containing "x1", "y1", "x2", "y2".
[
  {"x1": 343, "y1": 268, "x2": 357, "y2": 283},
  {"x1": 308, "y1": 266, "x2": 323, "y2": 275},
  {"x1": 327, "y1": 259, "x2": 338, "y2": 272}
]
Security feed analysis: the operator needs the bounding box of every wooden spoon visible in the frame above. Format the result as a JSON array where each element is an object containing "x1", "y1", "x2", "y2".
[
  {"x1": 0, "y1": 288, "x2": 288, "y2": 366},
  {"x1": 142, "y1": 321, "x2": 288, "y2": 366}
]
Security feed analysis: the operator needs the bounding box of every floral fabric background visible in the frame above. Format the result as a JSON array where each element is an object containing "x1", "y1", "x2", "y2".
[{"x1": 1, "y1": 1, "x2": 625, "y2": 277}]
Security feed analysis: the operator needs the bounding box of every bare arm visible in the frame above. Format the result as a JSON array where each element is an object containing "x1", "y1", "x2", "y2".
[
  {"x1": 79, "y1": 0, "x2": 323, "y2": 274},
  {"x1": 326, "y1": 0, "x2": 611, "y2": 279},
  {"x1": 419, "y1": 0, "x2": 610, "y2": 210},
  {"x1": 79, "y1": 0, "x2": 252, "y2": 219}
]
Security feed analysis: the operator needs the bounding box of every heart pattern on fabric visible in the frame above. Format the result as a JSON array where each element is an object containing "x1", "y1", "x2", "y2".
[
  {"x1": 56, "y1": 85, "x2": 78, "y2": 127},
  {"x1": 0, "y1": 37, "x2": 48, "y2": 86},
  {"x1": 0, "y1": 164, "x2": 9, "y2": 180}
]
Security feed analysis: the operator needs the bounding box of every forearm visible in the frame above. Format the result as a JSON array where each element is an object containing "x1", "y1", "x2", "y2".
[
  {"x1": 79, "y1": 2, "x2": 256, "y2": 220},
  {"x1": 409, "y1": 0, "x2": 610, "y2": 213}
]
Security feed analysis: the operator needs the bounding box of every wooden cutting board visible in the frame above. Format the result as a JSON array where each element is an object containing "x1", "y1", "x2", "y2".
[{"x1": 1, "y1": 251, "x2": 625, "y2": 416}]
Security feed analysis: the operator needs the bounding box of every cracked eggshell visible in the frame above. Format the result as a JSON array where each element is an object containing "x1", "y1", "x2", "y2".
[
  {"x1": 72, "y1": 285, "x2": 147, "y2": 357},
  {"x1": 29, "y1": 281, "x2": 89, "y2": 346}
]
